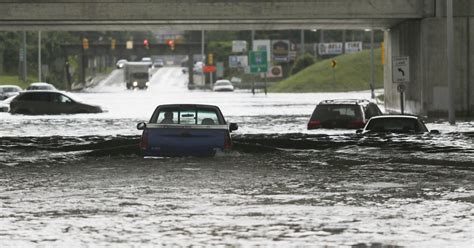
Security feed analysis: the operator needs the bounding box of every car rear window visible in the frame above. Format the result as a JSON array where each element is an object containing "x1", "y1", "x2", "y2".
[
  {"x1": 132, "y1": 73, "x2": 148, "y2": 79},
  {"x1": 311, "y1": 104, "x2": 362, "y2": 121},
  {"x1": 365, "y1": 118, "x2": 427, "y2": 132},
  {"x1": 151, "y1": 107, "x2": 223, "y2": 125}
]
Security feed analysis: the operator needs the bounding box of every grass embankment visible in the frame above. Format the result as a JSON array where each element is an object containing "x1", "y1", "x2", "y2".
[
  {"x1": 271, "y1": 48, "x2": 384, "y2": 92},
  {"x1": 0, "y1": 74, "x2": 39, "y2": 89}
]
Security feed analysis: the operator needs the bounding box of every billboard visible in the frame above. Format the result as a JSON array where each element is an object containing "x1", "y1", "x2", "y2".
[
  {"x1": 229, "y1": 55, "x2": 248, "y2": 68},
  {"x1": 232, "y1": 40, "x2": 247, "y2": 53},
  {"x1": 318, "y1": 43, "x2": 343, "y2": 55},
  {"x1": 272, "y1": 40, "x2": 290, "y2": 62},
  {"x1": 345, "y1": 42, "x2": 363, "y2": 53},
  {"x1": 252, "y1": 40, "x2": 271, "y2": 63}
]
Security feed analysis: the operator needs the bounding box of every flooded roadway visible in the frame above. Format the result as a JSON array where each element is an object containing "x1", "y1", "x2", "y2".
[{"x1": 0, "y1": 81, "x2": 473, "y2": 246}]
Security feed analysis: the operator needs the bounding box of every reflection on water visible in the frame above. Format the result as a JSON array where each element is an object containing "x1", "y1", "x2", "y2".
[{"x1": 0, "y1": 90, "x2": 473, "y2": 246}]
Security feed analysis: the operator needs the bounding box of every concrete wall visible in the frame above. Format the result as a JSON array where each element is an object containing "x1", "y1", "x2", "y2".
[{"x1": 384, "y1": 17, "x2": 473, "y2": 117}]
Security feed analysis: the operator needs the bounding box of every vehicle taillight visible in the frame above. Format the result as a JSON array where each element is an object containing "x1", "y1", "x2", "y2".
[
  {"x1": 139, "y1": 130, "x2": 148, "y2": 150},
  {"x1": 307, "y1": 120, "x2": 321, "y2": 129},
  {"x1": 224, "y1": 134, "x2": 232, "y2": 150},
  {"x1": 348, "y1": 119, "x2": 365, "y2": 128}
]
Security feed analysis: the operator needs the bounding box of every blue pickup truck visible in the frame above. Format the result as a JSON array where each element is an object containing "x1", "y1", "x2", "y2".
[{"x1": 137, "y1": 104, "x2": 238, "y2": 157}]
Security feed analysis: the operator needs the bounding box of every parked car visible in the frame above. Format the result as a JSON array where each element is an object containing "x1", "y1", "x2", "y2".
[
  {"x1": 116, "y1": 59, "x2": 128, "y2": 69},
  {"x1": 0, "y1": 85, "x2": 22, "y2": 100},
  {"x1": 137, "y1": 104, "x2": 238, "y2": 157},
  {"x1": 26, "y1": 82, "x2": 56, "y2": 91},
  {"x1": 356, "y1": 115, "x2": 439, "y2": 134},
  {"x1": 307, "y1": 99, "x2": 382, "y2": 129},
  {"x1": 9, "y1": 90, "x2": 102, "y2": 115},
  {"x1": 213, "y1": 80, "x2": 234, "y2": 92},
  {"x1": 152, "y1": 59, "x2": 165, "y2": 68}
]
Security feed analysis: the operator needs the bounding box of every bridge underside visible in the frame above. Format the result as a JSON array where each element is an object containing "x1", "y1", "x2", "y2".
[
  {"x1": 0, "y1": 19, "x2": 404, "y2": 32},
  {"x1": 0, "y1": 0, "x2": 434, "y2": 31}
]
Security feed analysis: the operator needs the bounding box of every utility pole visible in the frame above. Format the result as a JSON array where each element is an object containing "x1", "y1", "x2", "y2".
[
  {"x1": 251, "y1": 30, "x2": 255, "y2": 95},
  {"x1": 38, "y1": 31, "x2": 42, "y2": 82},
  {"x1": 201, "y1": 30, "x2": 205, "y2": 86},
  {"x1": 21, "y1": 31, "x2": 27, "y2": 83},
  {"x1": 447, "y1": 0, "x2": 455, "y2": 124}
]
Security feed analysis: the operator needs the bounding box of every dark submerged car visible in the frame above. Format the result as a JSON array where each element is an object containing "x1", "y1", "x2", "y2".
[
  {"x1": 307, "y1": 99, "x2": 382, "y2": 129},
  {"x1": 9, "y1": 91, "x2": 103, "y2": 115},
  {"x1": 356, "y1": 115, "x2": 439, "y2": 134},
  {"x1": 137, "y1": 104, "x2": 238, "y2": 157}
]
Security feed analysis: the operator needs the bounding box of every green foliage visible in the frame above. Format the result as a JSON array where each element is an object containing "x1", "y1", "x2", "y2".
[
  {"x1": 290, "y1": 54, "x2": 315, "y2": 75},
  {"x1": 271, "y1": 48, "x2": 384, "y2": 92}
]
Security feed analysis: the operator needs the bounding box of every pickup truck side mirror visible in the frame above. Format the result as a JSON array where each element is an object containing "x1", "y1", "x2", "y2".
[
  {"x1": 137, "y1": 122, "x2": 147, "y2": 130},
  {"x1": 229, "y1": 123, "x2": 238, "y2": 132},
  {"x1": 356, "y1": 129, "x2": 363, "y2": 134},
  {"x1": 429, "y1": 130, "x2": 440, "y2": 134}
]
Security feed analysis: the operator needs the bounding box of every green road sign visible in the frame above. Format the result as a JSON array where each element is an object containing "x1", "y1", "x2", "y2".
[{"x1": 249, "y1": 51, "x2": 268, "y2": 73}]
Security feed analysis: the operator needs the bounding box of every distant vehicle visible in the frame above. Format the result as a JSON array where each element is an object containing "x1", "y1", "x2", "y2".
[
  {"x1": 116, "y1": 59, "x2": 128, "y2": 69},
  {"x1": 307, "y1": 99, "x2": 382, "y2": 129},
  {"x1": 356, "y1": 115, "x2": 439, "y2": 134},
  {"x1": 137, "y1": 104, "x2": 238, "y2": 157},
  {"x1": 0, "y1": 85, "x2": 22, "y2": 100},
  {"x1": 123, "y1": 62, "x2": 150, "y2": 89},
  {"x1": 141, "y1": 57, "x2": 152, "y2": 63},
  {"x1": 9, "y1": 90, "x2": 103, "y2": 115},
  {"x1": 26, "y1": 82, "x2": 56, "y2": 91},
  {"x1": 152, "y1": 59, "x2": 165, "y2": 68},
  {"x1": 213, "y1": 80, "x2": 234, "y2": 92}
]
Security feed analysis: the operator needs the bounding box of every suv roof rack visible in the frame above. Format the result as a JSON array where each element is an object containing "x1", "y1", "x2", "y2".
[{"x1": 320, "y1": 99, "x2": 370, "y2": 104}]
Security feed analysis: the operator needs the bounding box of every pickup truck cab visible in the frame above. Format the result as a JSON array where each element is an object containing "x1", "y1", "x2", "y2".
[{"x1": 137, "y1": 104, "x2": 238, "y2": 157}]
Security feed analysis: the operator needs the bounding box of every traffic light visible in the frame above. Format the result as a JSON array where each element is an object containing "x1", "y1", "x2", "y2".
[
  {"x1": 143, "y1": 39, "x2": 149, "y2": 49},
  {"x1": 166, "y1": 39, "x2": 175, "y2": 51},
  {"x1": 82, "y1": 38, "x2": 89, "y2": 50},
  {"x1": 111, "y1": 38, "x2": 116, "y2": 50},
  {"x1": 208, "y1": 53, "x2": 213, "y2": 65}
]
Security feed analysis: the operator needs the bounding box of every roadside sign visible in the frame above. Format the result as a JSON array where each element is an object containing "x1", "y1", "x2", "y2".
[
  {"x1": 249, "y1": 51, "x2": 268, "y2": 73},
  {"x1": 392, "y1": 56, "x2": 410, "y2": 83},
  {"x1": 202, "y1": 66, "x2": 216, "y2": 73},
  {"x1": 331, "y1": 59, "x2": 337, "y2": 68},
  {"x1": 397, "y1": 83, "x2": 406, "y2": 93}
]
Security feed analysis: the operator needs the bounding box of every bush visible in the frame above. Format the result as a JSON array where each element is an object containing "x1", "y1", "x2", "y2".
[{"x1": 290, "y1": 54, "x2": 315, "y2": 75}]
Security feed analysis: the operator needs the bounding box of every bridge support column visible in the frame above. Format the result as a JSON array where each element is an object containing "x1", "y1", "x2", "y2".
[{"x1": 384, "y1": 17, "x2": 473, "y2": 118}]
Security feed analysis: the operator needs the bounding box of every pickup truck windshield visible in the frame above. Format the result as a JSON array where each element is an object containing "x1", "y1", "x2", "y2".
[{"x1": 151, "y1": 107, "x2": 224, "y2": 125}]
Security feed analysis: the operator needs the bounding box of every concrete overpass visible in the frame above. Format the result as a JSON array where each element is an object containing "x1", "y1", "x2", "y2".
[{"x1": 0, "y1": 0, "x2": 472, "y2": 117}]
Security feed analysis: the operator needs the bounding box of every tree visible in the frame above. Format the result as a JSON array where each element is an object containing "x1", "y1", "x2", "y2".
[{"x1": 290, "y1": 53, "x2": 315, "y2": 75}]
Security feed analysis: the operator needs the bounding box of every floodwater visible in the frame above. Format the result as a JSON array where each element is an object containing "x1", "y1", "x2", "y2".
[{"x1": 0, "y1": 68, "x2": 473, "y2": 247}]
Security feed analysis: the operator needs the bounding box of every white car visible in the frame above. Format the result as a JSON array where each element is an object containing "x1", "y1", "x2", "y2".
[
  {"x1": 0, "y1": 95, "x2": 16, "y2": 112},
  {"x1": 116, "y1": 59, "x2": 128, "y2": 69},
  {"x1": 26, "y1": 82, "x2": 57, "y2": 91},
  {"x1": 0, "y1": 85, "x2": 22, "y2": 100},
  {"x1": 213, "y1": 80, "x2": 234, "y2": 92}
]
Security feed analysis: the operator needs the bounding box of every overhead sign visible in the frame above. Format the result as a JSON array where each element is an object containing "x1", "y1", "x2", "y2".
[
  {"x1": 272, "y1": 40, "x2": 289, "y2": 62},
  {"x1": 229, "y1": 55, "x2": 248, "y2": 68},
  {"x1": 232, "y1": 40, "x2": 247, "y2": 53},
  {"x1": 249, "y1": 51, "x2": 268, "y2": 73},
  {"x1": 318, "y1": 43, "x2": 343, "y2": 55},
  {"x1": 392, "y1": 56, "x2": 410, "y2": 83}
]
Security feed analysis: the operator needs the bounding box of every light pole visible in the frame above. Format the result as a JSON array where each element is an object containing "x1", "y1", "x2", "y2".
[
  {"x1": 446, "y1": 0, "x2": 455, "y2": 124},
  {"x1": 366, "y1": 28, "x2": 376, "y2": 99},
  {"x1": 38, "y1": 31, "x2": 42, "y2": 82}
]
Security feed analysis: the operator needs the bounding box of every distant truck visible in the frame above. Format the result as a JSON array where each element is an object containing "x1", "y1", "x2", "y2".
[{"x1": 123, "y1": 62, "x2": 151, "y2": 89}]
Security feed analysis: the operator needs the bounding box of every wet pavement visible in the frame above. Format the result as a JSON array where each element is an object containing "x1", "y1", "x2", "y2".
[{"x1": 0, "y1": 75, "x2": 473, "y2": 246}]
